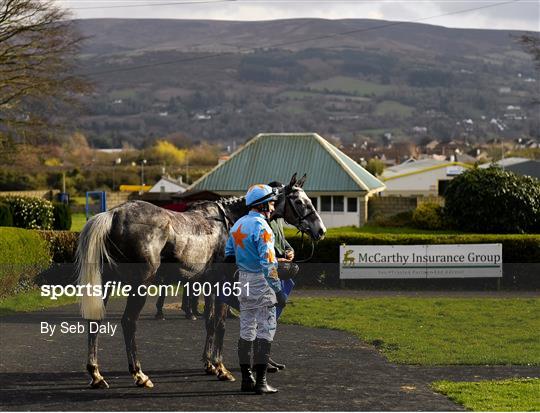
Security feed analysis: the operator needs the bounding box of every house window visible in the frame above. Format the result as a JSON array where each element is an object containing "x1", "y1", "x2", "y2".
[
  {"x1": 333, "y1": 196, "x2": 344, "y2": 212},
  {"x1": 321, "y1": 196, "x2": 332, "y2": 212},
  {"x1": 347, "y1": 197, "x2": 358, "y2": 212},
  {"x1": 309, "y1": 197, "x2": 318, "y2": 210}
]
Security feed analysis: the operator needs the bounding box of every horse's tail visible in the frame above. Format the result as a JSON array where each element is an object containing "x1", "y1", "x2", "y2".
[{"x1": 76, "y1": 211, "x2": 115, "y2": 320}]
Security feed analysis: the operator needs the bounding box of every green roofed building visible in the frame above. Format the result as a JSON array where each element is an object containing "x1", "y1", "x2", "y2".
[{"x1": 189, "y1": 133, "x2": 385, "y2": 227}]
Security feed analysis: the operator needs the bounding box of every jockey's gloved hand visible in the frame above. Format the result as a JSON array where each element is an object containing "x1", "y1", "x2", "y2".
[{"x1": 275, "y1": 291, "x2": 287, "y2": 308}]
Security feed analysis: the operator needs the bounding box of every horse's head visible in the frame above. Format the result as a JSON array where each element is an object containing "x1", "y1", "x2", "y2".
[{"x1": 271, "y1": 173, "x2": 326, "y2": 241}]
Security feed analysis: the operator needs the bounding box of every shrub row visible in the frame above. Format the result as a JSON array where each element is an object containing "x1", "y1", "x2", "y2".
[
  {"x1": 288, "y1": 233, "x2": 540, "y2": 263},
  {"x1": 0, "y1": 196, "x2": 71, "y2": 230},
  {"x1": 37, "y1": 230, "x2": 79, "y2": 262},
  {"x1": 0, "y1": 228, "x2": 52, "y2": 298}
]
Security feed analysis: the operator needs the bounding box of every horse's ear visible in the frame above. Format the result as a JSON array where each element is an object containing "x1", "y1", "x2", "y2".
[
  {"x1": 297, "y1": 174, "x2": 307, "y2": 188},
  {"x1": 288, "y1": 173, "x2": 298, "y2": 187}
]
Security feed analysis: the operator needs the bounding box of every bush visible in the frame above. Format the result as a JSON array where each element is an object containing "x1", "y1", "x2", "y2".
[
  {"x1": 0, "y1": 228, "x2": 52, "y2": 298},
  {"x1": 412, "y1": 203, "x2": 444, "y2": 230},
  {"x1": 0, "y1": 196, "x2": 54, "y2": 230},
  {"x1": 52, "y1": 202, "x2": 72, "y2": 230},
  {"x1": 0, "y1": 202, "x2": 13, "y2": 226},
  {"x1": 444, "y1": 167, "x2": 540, "y2": 233},
  {"x1": 371, "y1": 211, "x2": 413, "y2": 227},
  {"x1": 37, "y1": 230, "x2": 79, "y2": 262}
]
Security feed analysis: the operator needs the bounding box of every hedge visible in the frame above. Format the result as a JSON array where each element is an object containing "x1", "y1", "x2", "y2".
[
  {"x1": 52, "y1": 202, "x2": 72, "y2": 230},
  {"x1": 37, "y1": 230, "x2": 79, "y2": 262},
  {"x1": 0, "y1": 202, "x2": 13, "y2": 226},
  {"x1": 287, "y1": 233, "x2": 540, "y2": 263},
  {"x1": 0, "y1": 228, "x2": 52, "y2": 298}
]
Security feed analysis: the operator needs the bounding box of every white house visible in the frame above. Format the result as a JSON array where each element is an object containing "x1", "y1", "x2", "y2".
[
  {"x1": 149, "y1": 176, "x2": 188, "y2": 194},
  {"x1": 381, "y1": 158, "x2": 471, "y2": 197}
]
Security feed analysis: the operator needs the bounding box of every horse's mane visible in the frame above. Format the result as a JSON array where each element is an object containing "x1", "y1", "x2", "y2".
[{"x1": 187, "y1": 196, "x2": 245, "y2": 211}]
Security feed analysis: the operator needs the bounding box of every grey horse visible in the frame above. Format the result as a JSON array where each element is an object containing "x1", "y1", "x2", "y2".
[{"x1": 75, "y1": 173, "x2": 326, "y2": 389}]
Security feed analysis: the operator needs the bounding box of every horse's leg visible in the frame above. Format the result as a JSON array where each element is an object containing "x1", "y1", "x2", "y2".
[
  {"x1": 122, "y1": 292, "x2": 153, "y2": 388},
  {"x1": 213, "y1": 300, "x2": 235, "y2": 381},
  {"x1": 87, "y1": 295, "x2": 110, "y2": 389},
  {"x1": 202, "y1": 293, "x2": 217, "y2": 375},
  {"x1": 155, "y1": 280, "x2": 166, "y2": 320}
]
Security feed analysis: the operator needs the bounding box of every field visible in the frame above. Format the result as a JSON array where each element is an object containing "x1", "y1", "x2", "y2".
[
  {"x1": 432, "y1": 379, "x2": 540, "y2": 411},
  {"x1": 279, "y1": 90, "x2": 371, "y2": 101},
  {"x1": 70, "y1": 212, "x2": 87, "y2": 232},
  {"x1": 307, "y1": 76, "x2": 394, "y2": 96},
  {"x1": 280, "y1": 297, "x2": 540, "y2": 365},
  {"x1": 375, "y1": 100, "x2": 415, "y2": 117}
]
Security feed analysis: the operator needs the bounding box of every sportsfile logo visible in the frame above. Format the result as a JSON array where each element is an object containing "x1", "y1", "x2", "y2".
[{"x1": 40, "y1": 281, "x2": 249, "y2": 300}]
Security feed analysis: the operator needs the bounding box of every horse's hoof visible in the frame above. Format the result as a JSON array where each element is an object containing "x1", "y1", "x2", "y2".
[
  {"x1": 205, "y1": 363, "x2": 218, "y2": 375},
  {"x1": 217, "y1": 371, "x2": 236, "y2": 382},
  {"x1": 136, "y1": 378, "x2": 154, "y2": 388},
  {"x1": 154, "y1": 313, "x2": 165, "y2": 320},
  {"x1": 90, "y1": 378, "x2": 109, "y2": 389}
]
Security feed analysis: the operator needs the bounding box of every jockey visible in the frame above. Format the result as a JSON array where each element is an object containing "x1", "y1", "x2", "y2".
[{"x1": 225, "y1": 184, "x2": 287, "y2": 395}]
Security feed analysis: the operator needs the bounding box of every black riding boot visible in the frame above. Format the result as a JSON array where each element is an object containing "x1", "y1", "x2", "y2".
[
  {"x1": 254, "y1": 338, "x2": 278, "y2": 394},
  {"x1": 238, "y1": 338, "x2": 255, "y2": 392}
]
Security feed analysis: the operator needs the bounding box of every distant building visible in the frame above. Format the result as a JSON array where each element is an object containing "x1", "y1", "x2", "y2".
[
  {"x1": 480, "y1": 158, "x2": 540, "y2": 180},
  {"x1": 149, "y1": 176, "x2": 188, "y2": 194},
  {"x1": 188, "y1": 133, "x2": 385, "y2": 227},
  {"x1": 381, "y1": 158, "x2": 472, "y2": 197}
]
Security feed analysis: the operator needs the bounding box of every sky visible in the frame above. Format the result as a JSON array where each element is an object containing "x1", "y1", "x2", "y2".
[{"x1": 59, "y1": 0, "x2": 539, "y2": 31}]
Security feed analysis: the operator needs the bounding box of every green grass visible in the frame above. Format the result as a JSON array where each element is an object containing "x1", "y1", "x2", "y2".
[
  {"x1": 375, "y1": 100, "x2": 414, "y2": 117},
  {"x1": 280, "y1": 90, "x2": 370, "y2": 102},
  {"x1": 71, "y1": 213, "x2": 87, "y2": 232},
  {"x1": 280, "y1": 297, "x2": 540, "y2": 365},
  {"x1": 308, "y1": 76, "x2": 394, "y2": 96},
  {"x1": 432, "y1": 378, "x2": 540, "y2": 411},
  {"x1": 0, "y1": 227, "x2": 52, "y2": 297},
  {"x1": 0, "y1": 289, "x2": 77, "y2": 317}
]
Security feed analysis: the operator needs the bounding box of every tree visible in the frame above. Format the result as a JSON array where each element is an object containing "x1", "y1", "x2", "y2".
[
  {"x1": 444, "y1": 167, "x2": 540, "y2": 233},
  {"x1": 0, "y1": 0, "x2": 89, "y2": 141},
  {"x1": 365, "y1": 158, "x2": 384, "y2": 176}
]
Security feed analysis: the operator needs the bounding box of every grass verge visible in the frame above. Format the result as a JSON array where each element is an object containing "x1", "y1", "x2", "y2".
[
  {"x1": 70, "y1": 212, "x2": 86, "y2": 232},
  {"x1": 0, "y1": 289, "x2": 77, "y2": 317},
  {"x1": 432, "y1": 378, "x2": 540, "y2": 411},
  {"x1": 280, "y1": 297, "x2": 540, "y2": 365}
]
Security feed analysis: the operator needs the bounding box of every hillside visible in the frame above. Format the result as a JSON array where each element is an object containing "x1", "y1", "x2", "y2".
[{"x1": 71, "y1": 18, "x2": 538, "y2": 148}]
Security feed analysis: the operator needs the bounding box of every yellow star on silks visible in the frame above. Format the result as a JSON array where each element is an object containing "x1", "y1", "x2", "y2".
[
  {"x1": 267, "y1": 249, "x2": 276, "y2": 263},
  {"x1": 261, "y1": 229, "x2": 272, "y2": 244},
  {"x1": 232, "y1": 225, "x2": 248, "y2": 249}
]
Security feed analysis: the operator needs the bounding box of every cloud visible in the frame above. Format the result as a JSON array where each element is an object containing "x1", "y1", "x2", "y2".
[{"x1": 59, "y1": 0, "x2": 539, "y2": 31}]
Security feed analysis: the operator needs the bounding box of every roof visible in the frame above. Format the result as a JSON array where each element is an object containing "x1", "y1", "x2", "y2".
[
  {"x1": 382, "y1": 158, "x2": 472, "y2": 181},
  {"x1": 479, "y1": 157, "x2": 530, "y2": 168},
  {"x1": 505, "y1": 160, "x2": 540, "y2": 180},
  {"x1": 189, "y1": 133, "x2": 385, "y2": 193}
]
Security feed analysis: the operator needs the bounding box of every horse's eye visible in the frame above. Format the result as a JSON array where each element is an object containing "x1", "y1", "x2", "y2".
[{"x1": 295, "y1": 199, "x2": 303, "y2": 205}]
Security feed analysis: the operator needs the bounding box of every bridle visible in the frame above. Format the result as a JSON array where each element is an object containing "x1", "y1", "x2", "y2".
[
  {"x1": 276, "y1": 186, "x2": 318, "y2": 263},
  {"x1": 285, "y1": 190, "x2": 317, "y2": 234}
]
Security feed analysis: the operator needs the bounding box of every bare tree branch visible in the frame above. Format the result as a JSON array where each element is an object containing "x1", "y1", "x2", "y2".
[{"x1": 0, "y1": 0, "x2": 91, "y2": 142}]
